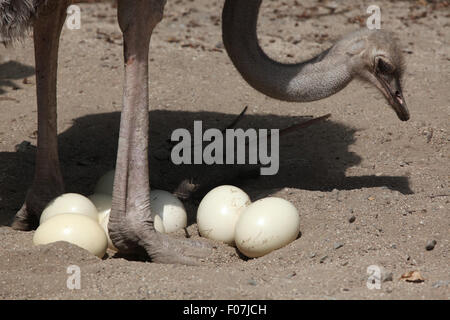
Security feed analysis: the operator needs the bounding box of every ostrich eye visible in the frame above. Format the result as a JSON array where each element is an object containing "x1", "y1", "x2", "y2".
[{"x1": 376, "y1": 58, "x2": 394, "y2": 75}]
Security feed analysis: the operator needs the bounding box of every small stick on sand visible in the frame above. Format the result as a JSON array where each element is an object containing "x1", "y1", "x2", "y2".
[
  {"x1": 224, "y1": 105, "x2": 248, "y2": 131},
  {"x1": 279, "y1": 113, "x2": 331, "y2": 137}
]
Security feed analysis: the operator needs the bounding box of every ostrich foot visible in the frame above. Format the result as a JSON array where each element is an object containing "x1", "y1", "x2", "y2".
[
  {"x1": 11, "y1": 203, "x2": 39, "y2": 231},
  {"x1": 109, "y1": 216, "x2": 212, "y2": 265},
  {"x1": 144, "y1": 232, "x2": 213, "y2": 265},
  {"x1": 11, "y1": 186, "x2": 63, "y2": 230}
]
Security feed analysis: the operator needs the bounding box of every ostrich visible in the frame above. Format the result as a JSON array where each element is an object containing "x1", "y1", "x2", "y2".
[{"x1": 0, "y1": 0, "x2": 408, "y2": 264}]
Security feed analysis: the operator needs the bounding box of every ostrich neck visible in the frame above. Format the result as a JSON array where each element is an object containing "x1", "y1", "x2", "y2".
[{"x1": 222, "y1": 0, "x2": 353, "y2": 102}]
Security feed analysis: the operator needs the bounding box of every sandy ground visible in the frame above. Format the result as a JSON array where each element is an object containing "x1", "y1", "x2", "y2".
[{"x1": 0, "y1": 0, "x2": 449, "y2": 300}]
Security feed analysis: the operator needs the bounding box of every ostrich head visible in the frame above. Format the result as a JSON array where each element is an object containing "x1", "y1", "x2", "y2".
[
  {"x1": 341, "y1": 30, "x2": 409, "y2": 121},
  {"x1": 222, "y1": 0, "x2": 411, "y2": 122}
]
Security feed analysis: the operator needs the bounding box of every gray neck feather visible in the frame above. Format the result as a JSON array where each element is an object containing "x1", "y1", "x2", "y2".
[{"x1": 222, "y1": 0, "x2": 353, "y2": 102}]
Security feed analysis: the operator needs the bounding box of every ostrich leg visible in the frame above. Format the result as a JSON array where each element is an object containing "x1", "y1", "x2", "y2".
[
  {"x1": 108, "y1": 0, "x2": 210, "y2": 264},
  {"x1": 12, "y1": 0, "x2": 69, "y2": 230}
]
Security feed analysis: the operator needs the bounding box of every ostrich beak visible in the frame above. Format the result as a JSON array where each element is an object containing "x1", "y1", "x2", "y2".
[{"x1": 377, "y1": 75, "x2": 410, "y2": 121}]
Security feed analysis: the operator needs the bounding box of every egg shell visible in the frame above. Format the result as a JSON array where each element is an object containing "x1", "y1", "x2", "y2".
[
  {"x1": 153, "y1": 215, "x2": 166, "y2": 233},
  {"x1": 97, "y1": 210, "x2": 118, "y2": 251},
  {"x1": 94, "y1": 170, "x2": 115, "y2": 195},
  {"x1": 197, "y1": 185, "x2": 251, "y2": 245},
  {"x1": 235, "y1": 197, "x2": 300, "y2": 258},
  {"x1": 33, "y1": 213, "x2": 108, "y2": 258},
  {"x1": 150, "y1": 190, "x2": 186, "y2": 233},
  {"x1": 88, "y1": 193, "x2": 112, "y2": 223},
  {"x1": 40, "y1": 193, "x2": 98, "y2": 225}
]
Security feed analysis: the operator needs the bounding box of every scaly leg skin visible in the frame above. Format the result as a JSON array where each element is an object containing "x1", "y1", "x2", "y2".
[
  {"x1": 11, "y1": 0, "x2": 69, "y2": 230},
  {"x1": 108, "y1": 0, "x2": 211, "y2": 265}
]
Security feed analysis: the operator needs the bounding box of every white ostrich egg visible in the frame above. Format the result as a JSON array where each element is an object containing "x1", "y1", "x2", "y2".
[
  {"x1": 88, "y1": 193, "x2": 112, "y2": 223},
  {"x1": 150, "y1": 189, "x2": 186, "y2": 233},
  {"x1": 153, "y1": 215, "x2": 166, "y2": 234},
  {"x1": 235, "y1": 197, "x2": 300, "y2": 258},
  {"x1": 197, "y1": 185, "x2": 251, "y2": 245},
  {"x1": 94, "y1": 170, "x2": 115, "y2": 195},
  {"x1": 40, "y1": 193, "x2": 98, "y2": 225},
  {"x1": 33, "y1": 213, "x2": 108, "y2": 258}
]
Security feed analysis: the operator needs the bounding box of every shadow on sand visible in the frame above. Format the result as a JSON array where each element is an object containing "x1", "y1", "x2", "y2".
[
  {"x1": 0, "y1": 60, "x2": 35, "y2": 95},
  {"x1": 0, "y1": 108, "x2": 412, "y2": 226}
]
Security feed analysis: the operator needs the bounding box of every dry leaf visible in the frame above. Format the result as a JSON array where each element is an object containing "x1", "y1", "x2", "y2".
[
  {"x1": 418, "y1": 0, "x2": 428, "y2": 6},
  {"x1": 400, "y1": 271, "x2": 425, "y2": 283},
  {"x1": 0, "y1": 97, "x2": 19, "y2": 103},
  {"x1": 167, "y1": 37, "x2": 180, "y2": 43}
]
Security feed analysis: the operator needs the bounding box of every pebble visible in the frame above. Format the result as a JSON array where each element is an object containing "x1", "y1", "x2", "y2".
[
  {"x1": 15, "y1": 141, "x2": 33, "y2": 153},
  {"x1": 348, "y1": 215, "x2": 356, "y2": 223},
  {"x1": 247, "y1": 279, "x2": 257, "y2": 286},
  {"x1": 319, "y1": 255, "x2": 328, "y2": 263},
  {"x1": 432, "y1": 280, "x2": 449, "y2": 288},
  {"x1": 425, "y1": 240, "x2": 437, "y2": 251},
  {"x1": 381, "y1": 270, "x2": 394, "y2": 282},
  {"x1": 333, "y1": 242, "x2": 344, "y2": 250},
  {"x1": 287, "y1": 272, "x2": 296, "y2": 279}
]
